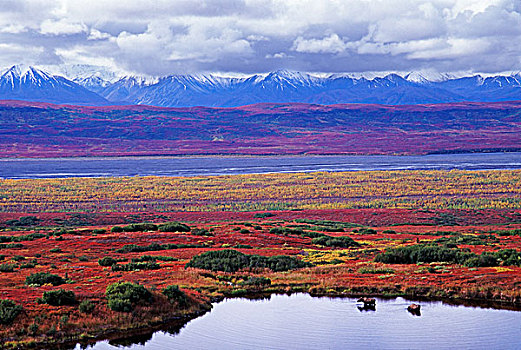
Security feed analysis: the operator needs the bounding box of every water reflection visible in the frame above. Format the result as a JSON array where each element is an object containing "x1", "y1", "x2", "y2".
[{"x1": 75, "y1": 294, "x2": 521, "y2": 350}]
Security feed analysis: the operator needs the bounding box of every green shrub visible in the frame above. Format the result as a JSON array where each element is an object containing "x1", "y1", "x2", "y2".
[
  {"x1": 463, "y1": 254, "x2": 498, "y2": 267},
  {"x1": 50, "y1": 248, "x2": 62, "y2": 253},
  {"x1": 158, "y1": 222, "x2": 190, "y2": 232},
  {"x1": 111, "y1": 226, "x2": 124, "y2": 233},
  {"x1": 269, "y1": 227, "x2": 303, "y2": 236},
  {"x1": 25, "y1": 272, "x2": 65, "y2": 286},
  {"x1": 253, "y1": 212, "x2": 275, "y2": 218},
  {"x1": 115, "y1": 243, "x2": 203, "y2": 253},
  {"x1": 312, "y1": 235, "x2": 360, "y2": 248},
  {"x1": 186, "y1": 249, "x2": 310, "y2": 273},
  {"x1": 0, "y1": 263, "x2": 16, "y2": 272},
  {"x1": 79, "y1": 300, "x2": 95, "y2": 313},
  {"x1": 357, "y1": 267, "x2": 396, "y2": 274},
  {"x1": 192, "y1": 228, "x2": 213, "y2": 236},
  {"x1": 0, "y1": 299, "x2": 23, "y2": 325},
  {"x1": 92, "y1": 229, "x2": 106, "y2": 234},
  {"x1": 239, "y1": 276, "x2": 271, "y2": 286},
  {"x1": 374, "y1": 244, "x2": 470, "y2": 265},
  {"x1": 106, "y1": 282, "x2": 152, "y2": 312},
  {"x1": 98, "y1": 257, "x2": 117, "y2": 267},
  {"x1": 239, "y1": 229, "x2": 250, "y2": 234},
  {"x1": 162, "y1": 285, "x2": 187, "y2": 306},
  {"x1": 41, "y1": 289, "x2": 76, "y2": 306},
  {"x1": 121, "y1": 223, "x2": 158, "y2": 232},
  {"x1": 111, "y1": 262, "x2": 161, "y2": 272}
]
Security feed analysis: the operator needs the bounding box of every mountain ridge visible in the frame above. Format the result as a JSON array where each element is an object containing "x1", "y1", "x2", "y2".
[{"x1": 3, "y1": 65, "x2": 521, "y2": 107}]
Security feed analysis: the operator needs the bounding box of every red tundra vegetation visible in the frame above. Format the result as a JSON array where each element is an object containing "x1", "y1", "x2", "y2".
[{"x1": 0, "y1": 170, "x2": 520, "y2": 348}]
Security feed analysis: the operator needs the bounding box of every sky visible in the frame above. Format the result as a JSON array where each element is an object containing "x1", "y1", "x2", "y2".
[{"x1": 0, "y1": 0, "x2": 521, "y2": 76}]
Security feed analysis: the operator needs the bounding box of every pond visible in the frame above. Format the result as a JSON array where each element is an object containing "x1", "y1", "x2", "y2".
[{"x1": 77, "y1": 294, "x2": 521, "y2": 350}]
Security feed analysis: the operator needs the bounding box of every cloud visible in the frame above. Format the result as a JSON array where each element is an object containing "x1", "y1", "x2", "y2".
[
  {"x1": 292, "y1": 34, "x2": 347, "y2": 54},
  {"x1": 0, "y1": 0, "x2": 520, "y2": 75}
]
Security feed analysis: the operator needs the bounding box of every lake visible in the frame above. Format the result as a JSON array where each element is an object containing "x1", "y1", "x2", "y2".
[
  {"x1": 2, "y1": 152, "x2": 521, "y2": 179},
  {"x1": 77, "y1": 294, "x2": 521, "y2": 350}
]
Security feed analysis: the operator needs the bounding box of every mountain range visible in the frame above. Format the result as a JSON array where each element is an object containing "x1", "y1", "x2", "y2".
[{"x1": 2, "y1": 65, "x2": 521, "y2": 107}]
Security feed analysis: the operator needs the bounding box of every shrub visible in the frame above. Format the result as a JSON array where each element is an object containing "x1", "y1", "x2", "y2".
[
  {"x1": 357, "y1": 267, "x2": 396, "y2": 274},
  {"x1": 239, "y1": 276, "x2": 271, "y2": 286},
  {"x1": 41, "y1": 289, "x2": 76, "y2": 306},
  {"x1": 269, "y1": 227, "x2": 303, "y2": 236},
  {"x1": 374, "y1": 244, "x2": 471, "y2": 265},
  {"x1": 25, "y1": 272, "x2": 65, "y2": 286},
  {"x1": 0, "y1": 299, "x2": 23, "y2": 325},
  {"x1": 79, "y1": 300, "x2": 95, "y2": 313},
  {"x1": 312, "y1": 235, "x2": 360, "y2": 248},
  {"x1": 463, "y1": 254, "x2": 498, "y2": 267},
  {"x1": 162, "y1": 285, "x2": 187, "y2": 306},
  {"x1": 121, "y1": 223, "x2": 158, "y2": 232},
  {"x1": 191, "y1": 228, "x2": 213, "y2": 236},
  {"x1": 0, "y1": 263, "x2": 16, "y2": 272},
  {"x1": 106, "y1": 282, "x2": 153, "y2": 312},
  {"x1": 239, "y1": 229, "x2": 250, "y2": 234},
  {"x1": 92, "y1": 229, "x2": 106, "y2": 234},
  {"x1": 185, "y1": 249, "x2": 310, "y2": 273},
  {"x1": 158, "y1": 222, "x2": 190, "y2": 232},
  {"x1": 111, "y1": 262, "x2": 161, "y2": 272},
  {"x1": 98, "y1": 257, "x2": 117, "y2": 267},
  {"x1": 253, "y1": 212, "x2": 275, "y2": 218},
  {"x1": 50, "y1": 248, "x2": 62, "y2": 253},
  {"x1": 111, "y1": 226, "x2": 124, "y2": 233}
]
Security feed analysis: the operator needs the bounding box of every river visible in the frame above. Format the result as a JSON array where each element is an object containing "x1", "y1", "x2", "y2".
[{"x1": 2, "y1": 152, "x2": 521, "y2": 179}]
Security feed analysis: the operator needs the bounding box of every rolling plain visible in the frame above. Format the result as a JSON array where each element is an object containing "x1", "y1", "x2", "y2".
[{"x1": 0, "y1": 169, "x2": 520, "y2": 348}]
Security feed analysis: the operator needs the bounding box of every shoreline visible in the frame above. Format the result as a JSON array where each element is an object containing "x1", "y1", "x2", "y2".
[{"x1": 15, "y1": 288, "x2": 521, "y2": 350}]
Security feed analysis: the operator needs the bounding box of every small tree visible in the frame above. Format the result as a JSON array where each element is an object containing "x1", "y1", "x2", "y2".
[
  {"x1": 162, "y1": 285, "x2": 187, "y2": 306},
  {"x1": 25, "y1": 272, "x2": 65, "y2": 286},
  {"x1": 41, "y1": 289, "x2": 76, "y2": 306},
  {"x1": 0, "y1": 299, "x2": 23, "y2": 325}
]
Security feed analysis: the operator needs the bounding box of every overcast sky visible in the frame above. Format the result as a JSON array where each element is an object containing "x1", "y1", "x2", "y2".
[{"x1": 1, "y1": 0, "x2": 520, "y2": 76}]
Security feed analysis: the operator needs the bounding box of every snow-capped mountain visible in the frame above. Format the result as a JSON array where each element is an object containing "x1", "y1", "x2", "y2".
[
  {"x1": 0, "y1": 65, "x2": 108, "y2": 105},
  {"x1": 3, "y1": 64, "x2": 521, "y2": 107}
]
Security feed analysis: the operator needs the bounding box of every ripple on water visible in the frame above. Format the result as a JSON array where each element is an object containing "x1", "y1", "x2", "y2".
[{"x1": 80, "y1": 294, "x2": 521, "y2": 350}]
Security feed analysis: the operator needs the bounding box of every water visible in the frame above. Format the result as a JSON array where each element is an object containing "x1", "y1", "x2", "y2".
[
  {"x1": 78, "y1": 294, "x2": 521, "y2": 350},
  {"x1": 2, "y1": 152, "x2": 521, "y2": 179}
]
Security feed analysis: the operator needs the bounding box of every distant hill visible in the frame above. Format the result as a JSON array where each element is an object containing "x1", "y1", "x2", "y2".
[{"x1": 0, "y1": 100, "x2": 520, "y2": 157}]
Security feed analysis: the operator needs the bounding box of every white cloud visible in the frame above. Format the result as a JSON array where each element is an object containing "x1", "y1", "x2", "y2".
[
  {"x1": 40, "y1": 19, "x2": 87, "y2": 35},
  {"x1": 0, "y1": 0, "x2": 520, "y2": 74},
  {"x1": 292, "y1": 34, "x2": 347, "y2": 54}
]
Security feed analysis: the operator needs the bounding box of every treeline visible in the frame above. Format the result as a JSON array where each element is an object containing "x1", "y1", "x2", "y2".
[
  {"x1": 185, "y1": 249, "x2": 311, "y2": 272},
  {"x1": 375, "y1": 244, "x2": 521, "y2": 267}
]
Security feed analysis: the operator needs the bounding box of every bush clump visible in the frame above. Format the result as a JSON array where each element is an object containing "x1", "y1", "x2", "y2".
[
  {"x1": 375, "y1": 244, "x2": 471, "y2": 265},
  {"x1": 0, "y1": 299, "x2": 23, "y2": 325},
  {"x1": 98, "y1": 257, "x2": 118, "y2": 267},
  {"x1": 106, "y1": 282, "x2": 153, "y2": 312},
  {"x1": 158, "y1": 222, "x2": 190, "y2": 232},
  {"x1": 79, "y1": 300, "x2": 95, "y2": 313},
  {"x1": 40, "y1": 289, "x2": 76, "y2": 306},
  {"x1": 312, "y1": 235, "x2": 360, "y2": 248},
  {"x1": 25, "y1": 272, "x2": 65, "y2": 286},
  {"x1": 121, "y1": 223, "x2": 158, "y2": 232},
  {"x1": 253, "y1": 212, "x2": 275, "y2": 218},
  {"x1": 185, "y1": 249, "x2": 311, "y2": 273},
  {"x1": 239, "y1": 276, "x2": 271, "y2": 286},
  {"x1": 111, "y1": 262, "x2": 161, "y2": 272},
  {"x1": 162, "y1": 285, "x2": 187, "y2": 306}
]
